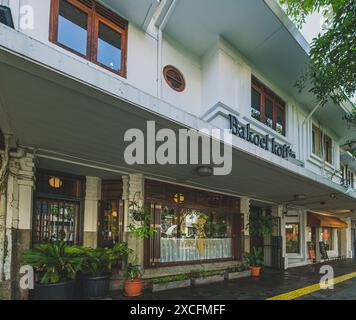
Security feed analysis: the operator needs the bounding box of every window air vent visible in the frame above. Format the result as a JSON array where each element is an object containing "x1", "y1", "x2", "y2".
[
  {"x1": 77, "y1": 0, "x2": 93, "y2": 9},
  {"x1": 95, "y1": 3, "x2": 127, "y2": 30}
]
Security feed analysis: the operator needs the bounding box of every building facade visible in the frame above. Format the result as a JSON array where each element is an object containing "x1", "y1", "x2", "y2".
[{"x1": 0, "y1": 0, "x2": 355, "y2": 299}]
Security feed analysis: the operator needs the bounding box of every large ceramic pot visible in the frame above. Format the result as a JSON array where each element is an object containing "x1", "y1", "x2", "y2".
[
  {"x1": 250, "y1": 266, "x2": 261, "y2": 277},
  {"x1": 33, "y1": 280, "x2": 74, "y2": 300},
  {"x1": 81, "y1": 274, "x2": 111, "y2": 299},
  {"x1": 124, "y1": 279, "x2": 144, "y2": 297},
  {"x1": 81, "y1": 274, "x2": 110, "y2": 299}
]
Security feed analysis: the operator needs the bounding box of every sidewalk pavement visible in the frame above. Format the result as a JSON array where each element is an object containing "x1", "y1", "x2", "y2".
[{"x1": 111, "y1": 259, "x2": 356, "y2": 300}]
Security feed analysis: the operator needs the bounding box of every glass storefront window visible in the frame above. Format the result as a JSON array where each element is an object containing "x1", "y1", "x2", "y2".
[
  {"x1": 285, "y1": 223, "x2": 300, "y2": 254},
  {"x1": 160, "y1": 206, "x2": 233, "y2": 263},
  {"x1": 320, "y1": 227, "x2": 333, "y2": 251}
]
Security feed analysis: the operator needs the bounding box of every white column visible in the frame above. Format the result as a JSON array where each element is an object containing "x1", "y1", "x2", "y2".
[
  {"x1": 0, "y1": 150, "x2": 34, "y2": 300},
  {"x1": 83, "y1": 177, "x2": 101, "y2": 248},
  {"x1": 240, "y1": 197, "x2": 250, "y2": 253}
]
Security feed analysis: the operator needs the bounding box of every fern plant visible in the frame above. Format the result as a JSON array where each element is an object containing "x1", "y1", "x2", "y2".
[{"x1": 22, "y1": 242, "x2": 84, "y2": 284}]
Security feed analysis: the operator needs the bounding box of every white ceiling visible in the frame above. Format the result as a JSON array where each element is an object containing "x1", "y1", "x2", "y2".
[{"x1": 99, "y1": 0, "x2": 159, "y2": 28}]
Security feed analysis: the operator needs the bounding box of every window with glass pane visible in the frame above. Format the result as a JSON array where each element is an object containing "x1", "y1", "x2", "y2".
[
  {"x1": 33, "y1": 171, "x2": 84, "y2": 245},
  {"x1": 286, "y1": 223, "x2": 300, "y2": 254},
  {"x1": 312, "y1": 125, "x2": 322, "y2": 157},
  {"x1": 265, "y1": 98, "x2": 273, "y2": 128},
  {"x1": 97, "y1": 22, "x2": 122, "y2": 72},
  {"x1": 251, "y1": 88, "x2": 261, "y2": 121},
  {"x1": 251, "y1": 77, "x2": 286, "y2": 135},
  {"x1": 320, "y1": 227, "x2": 333, "y2": 250},
  {"x1": 34, "y1": 199, "x2": 80, "y2": 244},
  {"x1": 160, "y1": 206, "x2": 232, "y2": 263},
  {"x1": 276, "y1": 106, "x2": 284, "y2": 135},
  {"x1": 324, "y1": 134, "x2": 333, "y2": 164},
  {"x1": 58, "y1": 0, "x2": 88, "y2": 56}
]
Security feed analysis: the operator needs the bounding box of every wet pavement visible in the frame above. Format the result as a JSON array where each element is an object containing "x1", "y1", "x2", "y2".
[{"x1": 111, "y1": 259, "x2": 356, "y2": 300}]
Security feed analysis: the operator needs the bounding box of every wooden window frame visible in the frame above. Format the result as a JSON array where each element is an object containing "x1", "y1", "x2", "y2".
[
  {"x1": 285, "y1": 222, "x2": 300, "y2": 254},
  {"x1": 33, "y1": 170, "x2": 86, "y2": 246},
  {"x1": 251, "y1": 76, "x2": 286, "y2": 136},
  {"x1": 144, "y1": 180, "x2": 242, "y2": 268},
  {"x1": 312, "y1": 125, "x2": 334, "y2": 165},
  {"x1": 163, "y1": 65, "x2": 186, "y2": 92},
  {"x1": 50, "y1": 0, "x2": 128, "y2": 78}
]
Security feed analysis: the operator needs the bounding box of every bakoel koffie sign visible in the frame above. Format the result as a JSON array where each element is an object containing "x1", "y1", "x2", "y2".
[{"x1": 229, "y1": 114, "x2": 296, "y2": 159}]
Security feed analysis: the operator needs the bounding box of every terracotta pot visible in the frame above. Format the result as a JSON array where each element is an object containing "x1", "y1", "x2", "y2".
[
  {"x1": 250, "y1": 266, "x2": 261, "y2": 277},
  {"x1": 124, "y1": 279, "x2": 144, "y2": 297}
]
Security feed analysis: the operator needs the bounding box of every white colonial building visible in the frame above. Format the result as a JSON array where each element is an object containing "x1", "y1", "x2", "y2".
[{"x1": 0, "y1": 0, "x2": 355, "y2": 299}]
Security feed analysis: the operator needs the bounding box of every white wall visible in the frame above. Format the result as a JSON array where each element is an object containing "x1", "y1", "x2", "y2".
[{"x1": 161, "y1": 35, "x2": 202, "y2": 117}]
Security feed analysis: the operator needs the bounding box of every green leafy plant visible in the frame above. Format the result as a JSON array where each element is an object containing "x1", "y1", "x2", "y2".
[
  {"x1": 22, "y1": 242, "x2": 83, "y2": 284},
  {"x1": 151, "y1": 274, "x2": 189, "y2": 284},
  {"x1": 126, "y1": 263, "x2": 143, "y2": 280},
  {"x1": 247, "y1": 214, "x2": 276, "y2": 238},
  {"x1": 244, "y1": 247, "x2": 264, "y2": 268},
  {"x1": 227, "y1": 263, "x2": 249, "y2": 273},
  {"x1": 279, "y1": 0, "x2": 355, "y2": 107},
  {"x1": 190, "y1": 269, "x2": 224, "y2": 279},
  {"x1": 79, "y1": 243, "x2": 132, "y2": 277}
]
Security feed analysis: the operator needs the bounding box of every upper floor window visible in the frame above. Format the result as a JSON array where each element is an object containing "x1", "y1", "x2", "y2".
[
  {"x1": 50, "y1": 0, "x2": 128, "y2": 77},
  {"x1": 251, "y1": 76, "x2": 286, "y2": 136},
  {"x1": 312, "y1": 125, "x2": 333, "y2": 164}
]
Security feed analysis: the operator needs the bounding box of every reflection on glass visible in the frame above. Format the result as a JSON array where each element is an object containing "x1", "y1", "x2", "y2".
[
  {"x1": 97, "y1": 22, "x2": 122, "y2": 71},
  {"x1": 251, "y1": 89, "x2": 261, "y2": 120},
  {"x1": 265, "y1": 99, "x2": 273, "y2": 128},
  {"x1": 34, "y1": 200, "x2": 77, "y2": 244},
  {"x1": 320, "y1": 227, "x2": 333, "y2": 251},
  {"x1": 58, "y1": 0, "x2": 88, "y2": 55},
  {"x1": 286, "y1": 223, "x2": 300, "y2": 254},
  {"x1": 160, "y1": 206, "x2": 232, "y2": 263},
  {"x1": 102, "y1": 200, "x2": 120, "y2": 247}
]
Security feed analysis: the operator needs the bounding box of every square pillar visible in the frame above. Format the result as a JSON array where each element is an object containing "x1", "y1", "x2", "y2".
[
  {"x1": 83, "y1": 177, "x2": 101, "y2": 248},
  {"x1": 240, "y1": 197, "x2": 250, "y2": 253}
]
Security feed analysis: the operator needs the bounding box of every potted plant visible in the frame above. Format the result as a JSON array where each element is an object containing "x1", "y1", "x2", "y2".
[
  {"x1": 124, "y1": 202, "x2": 156, "y2": 297},
  {"x1": 244, "y1": 246, "x2": 264, "y2": 277},
  {"x1": 79, "y1": 242, "x2": 131, "y2": 299},
  {"x1": 225, "y1": 263, "x2": 250, "y2": 280},
  {"x1": 150, "y1": 274, "x2": 191, "y2": 292},
  {"x1": 22, "y1": 241, "x2": 83, "y2": 300},
  {"x1": 124, "y1": 263, "x2": 144, "y2": 297}
]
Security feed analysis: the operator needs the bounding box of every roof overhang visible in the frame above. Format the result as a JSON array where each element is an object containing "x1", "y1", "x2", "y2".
[
  {"x1": 99, "y1": 0, "x2": 160, "y2": 30},
  {"x1": 157, "y1": 0, "x2": 354, "y2": 139}
]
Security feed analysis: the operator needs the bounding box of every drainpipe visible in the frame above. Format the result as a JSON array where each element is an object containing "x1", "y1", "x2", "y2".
[{"x1": 156, "y1": 0, "x2": 177, "y2": 99}]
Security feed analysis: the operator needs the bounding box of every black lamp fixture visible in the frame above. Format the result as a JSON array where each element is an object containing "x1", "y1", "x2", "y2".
[
  {"x1": 196, "y1": 166, "x2": 213, "y2": 177},
  {"x1": 0, "y1": 5, "x2": 14, "y2": 29}
]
